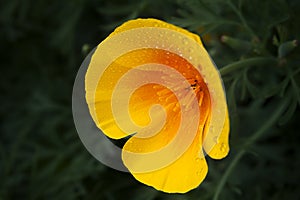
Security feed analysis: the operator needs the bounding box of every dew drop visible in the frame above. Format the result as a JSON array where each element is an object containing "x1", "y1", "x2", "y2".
[
  {"x1": 173, "y1": 105, "x2": 179, "y2": 112},
  {"x1": 196, "y1": 169, "x2": 203, "y2": 176},
  {"x1": 213, "y1": 136, "x2": 218, "y2": 143},
  {"x1": 197, "y1": 65, "x2": 202, "y2": 71},
  {"x1": 183, "y1": 38, "x2": 189, "y2": 45},
  {"x1": 195, "y1": 157, "x2": 204, "y2": 163},
  {"x1": 158, "y1": 97, "x2": 165, "y2": 102},
  {"x1": 152, "y1": 85, "x2": 159, "y2": 89},
  {"x1": 188, "y1": 48, "x2": 194, "y2": 53},
  {"x1": 220, "y1": 143, "x2": 226, "y2": 152}
]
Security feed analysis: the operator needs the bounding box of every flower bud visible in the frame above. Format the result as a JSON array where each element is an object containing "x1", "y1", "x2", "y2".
[{"x1": 278, "y1": 40, "x2": 298, "y2": 58}]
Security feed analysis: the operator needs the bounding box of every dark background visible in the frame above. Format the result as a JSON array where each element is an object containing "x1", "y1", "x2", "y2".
[{"x1": 1, "y1": 0, "x2": 300, "y2": 199}]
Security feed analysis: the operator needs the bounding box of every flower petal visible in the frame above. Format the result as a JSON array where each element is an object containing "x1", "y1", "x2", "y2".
[
  {"x1": 123, "y1": 137, "x2": 208, "y2": 193},
  {"x1": 203, "y1": 110, "x2": 230, "y2": 159}
]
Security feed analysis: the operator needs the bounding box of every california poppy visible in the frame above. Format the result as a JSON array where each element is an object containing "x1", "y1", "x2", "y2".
[{"x1": 85, "y1": 18, "x2": 230, "y2": 193}]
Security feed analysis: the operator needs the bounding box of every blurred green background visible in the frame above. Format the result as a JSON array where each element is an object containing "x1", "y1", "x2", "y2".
[{"x1": 1, "y1": 0, "x2": 300, "y2": 199}]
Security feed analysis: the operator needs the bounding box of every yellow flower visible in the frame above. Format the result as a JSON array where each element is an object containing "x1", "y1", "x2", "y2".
[{"x1": 85, "y1": 18, "x2": 230, "y2": 193}]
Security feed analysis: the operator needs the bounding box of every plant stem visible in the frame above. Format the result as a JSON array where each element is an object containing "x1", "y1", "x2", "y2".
[
  {"x1": 220, "y1": 57, "x2": 277, "y2": 76},
  {"x1": 213, "y1": 98, "x2": 289, "y2": 200}
]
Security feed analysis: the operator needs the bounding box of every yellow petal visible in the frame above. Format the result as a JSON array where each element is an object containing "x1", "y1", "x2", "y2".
[
  {"x1": 203, "y1": 110, "x2": 230, "y2": 159},
  {"x1": 123, "y1": 136, "x2": 208, "y2": 193},
  {"x1": 110, "y1": 18, "x2": 203, "y2": 46}
]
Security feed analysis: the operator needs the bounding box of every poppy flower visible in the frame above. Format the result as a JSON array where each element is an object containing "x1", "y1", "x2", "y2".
[{"x1": 85, "y1": 18, "x2": 230, "y2": 193}]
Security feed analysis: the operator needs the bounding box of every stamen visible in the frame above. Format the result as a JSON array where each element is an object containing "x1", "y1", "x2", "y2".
[
  {"x1": 197, "y1": 91, "x2": 204, "y2": 106},
  {"x1": 157, "y1": 89, "x2": 171, "y2": 96},
  {"x1": 183, "y1": 91, "x2": 196, "y2": 110}
]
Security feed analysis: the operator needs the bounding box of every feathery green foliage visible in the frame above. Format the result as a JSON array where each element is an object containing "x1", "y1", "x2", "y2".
[{"x1": 1, "y1": 0, "x2": 299, "y2": 199}]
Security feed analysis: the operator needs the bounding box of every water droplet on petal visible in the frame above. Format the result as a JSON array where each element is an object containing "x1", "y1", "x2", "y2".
[
  {"x1": 196, "y1": 168, "x2": 203, "y2": 176},
  {"x1": 213, "y1": 136, "x2": 218, "y2": 143},
  {"x1": 197, "y1": 65, "x2": 202, "y2": 71},
  {"x1": 173, "y1": 106, "x2": 180, "y2": 113},
  {"x1": 220, "y1": 143, "x2": 226, "y2": 152},
  {"x1": 152, "y1": 85, "x2": 159, "y2": 89},
  {"x1": 183, "y1": 38, "x2": 189, "y2": 45}
]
